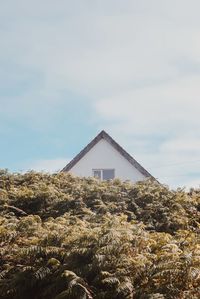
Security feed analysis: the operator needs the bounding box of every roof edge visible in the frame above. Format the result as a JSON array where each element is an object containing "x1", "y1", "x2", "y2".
[
  {"x1": 61, "y1": 131, "x2": 105, "y2": 172},
  {"x1": 61, "y1": 130, "x2": 154, "y2": 179}
]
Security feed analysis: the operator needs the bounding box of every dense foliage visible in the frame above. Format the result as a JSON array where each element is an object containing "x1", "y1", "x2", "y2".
[{"x1": 0, "y1": 170, "x2": 200, "y2": 298}]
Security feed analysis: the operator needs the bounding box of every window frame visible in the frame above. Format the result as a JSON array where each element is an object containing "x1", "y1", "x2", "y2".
[{"x1": 92, "y1": 168, "x2": 115, "y2": 180}]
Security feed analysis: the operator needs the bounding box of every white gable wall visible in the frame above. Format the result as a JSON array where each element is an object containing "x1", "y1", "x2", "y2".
[{"x1": 69, "y1": 139, "x2": 146, "y2": 182}]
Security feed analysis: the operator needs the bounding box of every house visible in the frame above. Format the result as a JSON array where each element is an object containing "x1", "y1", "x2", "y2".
[{"x1": 62, "y1": 130, "x2": 153, "y2": 182}]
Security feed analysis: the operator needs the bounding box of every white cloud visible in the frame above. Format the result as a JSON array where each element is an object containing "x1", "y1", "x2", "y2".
[
  {"x1": 2, "y1": 0, "x2": 200, "y2": 100},
  {"x1": 160, "y1": 138, "x2": 200, "y2": 153},
  {"x1": 94, "y1": 75, "x2": 200, "y2": 134}
]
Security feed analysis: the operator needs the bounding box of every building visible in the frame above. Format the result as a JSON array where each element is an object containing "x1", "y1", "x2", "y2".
[{"x1": 62, "y1": 130, "x2": 153, "y2": 182}]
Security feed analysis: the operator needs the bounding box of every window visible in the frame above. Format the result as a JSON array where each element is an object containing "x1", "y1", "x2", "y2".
[
  {"x1": 92, "y1": 169, "x2": 115, "y2": 180},
  {"x1": 93, "y1": 170, "x2": 101, "y2": 179},
  {"x1": 102, "y1": 169, "x2": 115, "y2": 180}
]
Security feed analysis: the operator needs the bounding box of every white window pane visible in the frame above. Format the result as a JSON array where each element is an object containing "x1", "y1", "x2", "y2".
[
  {"x1": 93, "y1": 170, "x2": 101, "y2": 179},
  {"x1": 103, "y1": 169, "x2": 115, "y2": 180}
]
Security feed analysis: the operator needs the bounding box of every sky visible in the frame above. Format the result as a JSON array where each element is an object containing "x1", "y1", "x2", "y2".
[{"x1": 0, "y1": 0, "x2": 200, "y2": 189}]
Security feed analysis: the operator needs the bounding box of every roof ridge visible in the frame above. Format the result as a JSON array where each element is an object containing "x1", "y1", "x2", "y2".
[{"x1": 61, "y1": 130, "x2": 153, "y2": 179}]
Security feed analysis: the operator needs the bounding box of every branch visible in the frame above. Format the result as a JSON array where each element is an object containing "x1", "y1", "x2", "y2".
[{"x1": 4, "y1": 204, "x2": 28, "y2": 216}]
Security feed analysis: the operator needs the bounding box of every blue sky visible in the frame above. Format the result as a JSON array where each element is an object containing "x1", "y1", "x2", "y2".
[{"x1": 1, "y1": 0, "x2": 200, "y2": 188}]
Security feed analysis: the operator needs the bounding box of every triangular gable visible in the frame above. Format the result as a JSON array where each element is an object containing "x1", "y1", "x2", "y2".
[{"x1": 61, "y1": 130, "x2": 153, "y2": 179}]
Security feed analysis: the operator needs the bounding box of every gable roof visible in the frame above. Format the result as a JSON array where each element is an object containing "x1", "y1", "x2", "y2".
[{"x1": 61, "y1": 130, "x2": 153, "y2": 178}]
